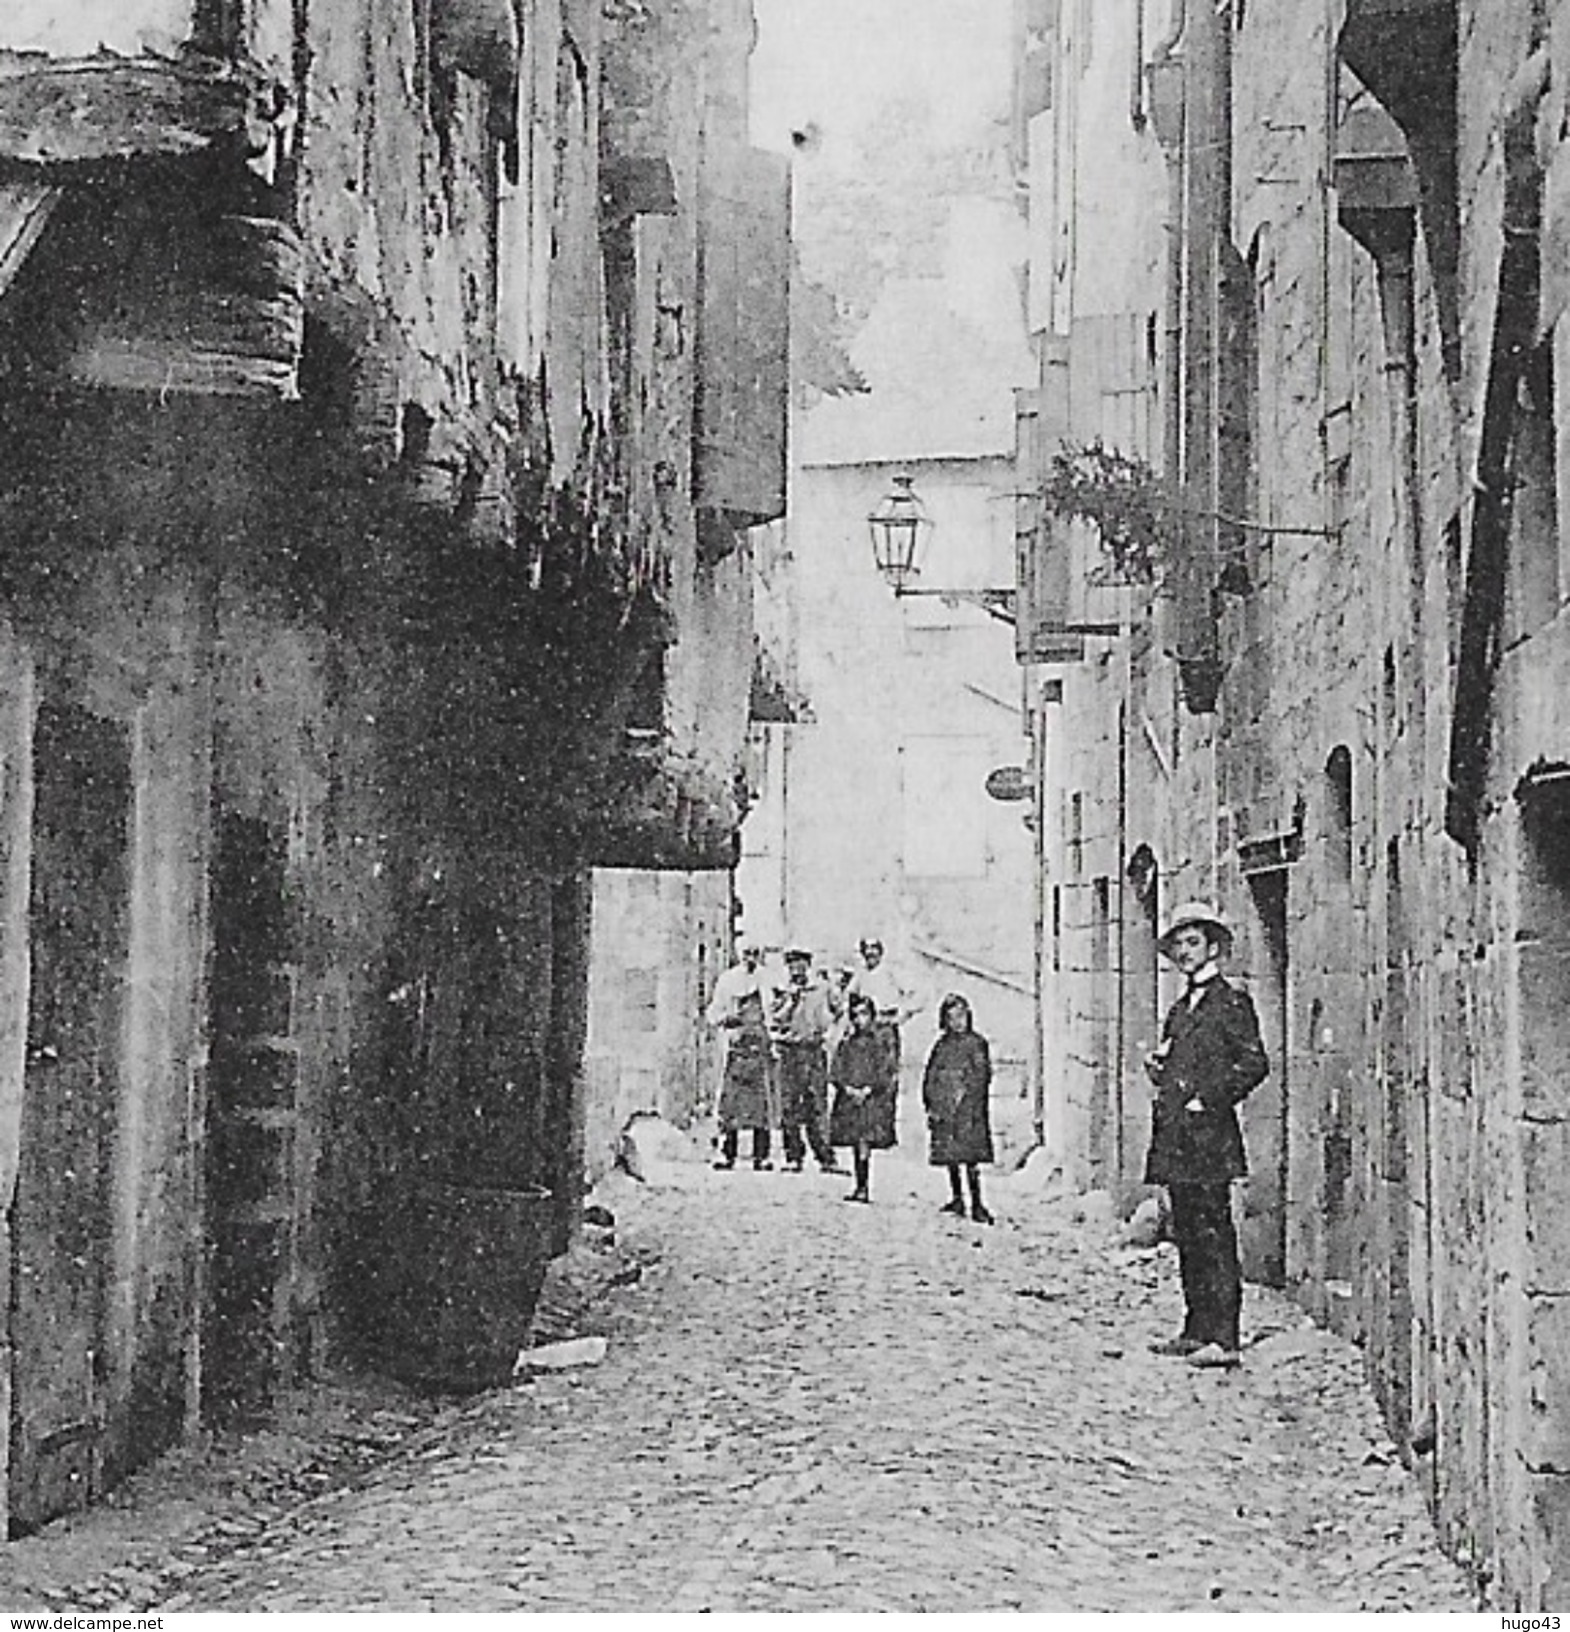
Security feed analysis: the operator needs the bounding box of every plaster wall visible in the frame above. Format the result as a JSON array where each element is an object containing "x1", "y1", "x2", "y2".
[
  {"x1": 772, "y1": 457, "x2": 1033, "y2": 1087},
  {"x1": 0, "y1": 2, "x2": 194, "y2": 57},
  {"x1": 583, "y1": 869, "x2": 730, "y2": 1178}
]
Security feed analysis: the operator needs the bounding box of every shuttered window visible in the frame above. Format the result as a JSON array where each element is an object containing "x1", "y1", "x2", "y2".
[{"x1": 694, "y1": 145, "x2": 791, "y2": 536}]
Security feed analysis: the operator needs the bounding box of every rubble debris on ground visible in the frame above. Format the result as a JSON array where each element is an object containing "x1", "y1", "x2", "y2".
[
  {"x1": 1118, "y1": 1195, "x2": 1166, "y2": 1248},
  {"x1": 1068, "y1": 1187, "x2": 1117, "y2": 1225},
  {"x1": 523, "y1": 1195, "x2": 657, "y2": 1350},
  {"x1": 0, "y1": 1199, "x2": 667, "y2": 1615},
  {"x1": 614, "y1": 1111, "x2": 709, "y2": 1186},
  {"x1": 994, "y1": 1144, "x2": 1064, "y2": 1197},
  {"x1": 515, "y1": 1336, "x2": 610, "y2": 1376}
]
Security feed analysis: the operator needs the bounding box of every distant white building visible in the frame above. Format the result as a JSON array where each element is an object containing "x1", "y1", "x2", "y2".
[{"x1": 740, "y1": 83, "x2": 1037, "y2": 1128}]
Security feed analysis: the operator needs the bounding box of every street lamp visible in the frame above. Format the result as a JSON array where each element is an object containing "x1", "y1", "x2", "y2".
[
  {"x1": 866, "y1": 470, "x2": 1119, "y2": 632},
  {"x1": 867, "y1": 469, "x2": 1015, "y2": 620},
  {"x1": 866, "y1": 471, "x2": 931, "y2": 592}
]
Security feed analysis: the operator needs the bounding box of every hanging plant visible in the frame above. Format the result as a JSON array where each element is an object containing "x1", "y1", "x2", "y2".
[{"x1": 1039, "y1": 440, "x2": 1176, "y2": 587}]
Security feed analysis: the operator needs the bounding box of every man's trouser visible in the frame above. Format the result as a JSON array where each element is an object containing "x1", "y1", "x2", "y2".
[
  {"x1": 720, "y1": 1127, "x2": 771, "y2": 1166},
  {"x1": 777, "y1": 1041, "x2": 832, "y2": 1167},
  {"x1": 1167, "y1": 1181, "x2": 1241, "y2": 1349}
]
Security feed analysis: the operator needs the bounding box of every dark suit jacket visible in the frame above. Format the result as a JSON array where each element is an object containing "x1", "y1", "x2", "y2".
[{"x1": 1142, "y1": 976, "x2": 1269, "y2": 1185}]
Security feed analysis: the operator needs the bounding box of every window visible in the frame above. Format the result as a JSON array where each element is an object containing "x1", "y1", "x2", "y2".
[
  {"x1": 1507, "y1": 340, "x2": 1562, "y2": 638},
  {"x1": 1383, "y1": 646, "x2": 1397, "y2": 747},
  {"x1": 1218, "y1": 235, "x2": 1260, "y2": 596}
]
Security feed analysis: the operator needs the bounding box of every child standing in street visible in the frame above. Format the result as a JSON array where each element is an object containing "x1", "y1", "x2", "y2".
[
  {"x1": 922, "y1": 993, "x2": 995, "y2": 1224},
  {"x1": 828, "y1": 993, "x2": 897, "y2": 1203}
]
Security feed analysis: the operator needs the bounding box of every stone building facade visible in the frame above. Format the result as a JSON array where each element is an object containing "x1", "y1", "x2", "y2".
[
  {"x1": 1016, "y1": 0, "x2": 1570, "y2": 1606},
  {"x1": 580, "y1": 0, "x2": 788, "y2": 1168},
  {"x1": 0, "y1": 0, "x2": 782, "y2": 1534}
]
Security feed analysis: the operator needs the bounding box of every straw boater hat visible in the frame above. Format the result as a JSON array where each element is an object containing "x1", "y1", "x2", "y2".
[{"x1": 1157, "y1": 902, "x2": 1234, "y2": 959}]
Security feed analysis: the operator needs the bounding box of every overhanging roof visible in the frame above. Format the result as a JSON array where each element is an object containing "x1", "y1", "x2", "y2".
[{"x1": 0, "y1": 50, "x2": 280, "y2": 164}]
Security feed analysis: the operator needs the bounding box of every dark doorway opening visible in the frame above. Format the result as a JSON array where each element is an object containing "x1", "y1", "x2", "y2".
[
  {"x1": 1125, "y1": 846, "x2": 1160, "y2": 1194},
  {"x1": 1322, "y1": 746, "x2": 1357, "y2": 1289},
  {"x1": 203, "y1": 809, "x2": 297, "y2": 1427},
  {"x1": 1244, "y1": 867, "x2": 1289, "y2": 1287},
  {"x1": 1376, "y1": 833, "x2": 1413, "y2": 1439},
  {"x1": 10, "y1": 698, "x2": 131, "y2": 1534},
  {"x1": 1090, "y1": 876, "x2": 1113, "y2": 1184}
]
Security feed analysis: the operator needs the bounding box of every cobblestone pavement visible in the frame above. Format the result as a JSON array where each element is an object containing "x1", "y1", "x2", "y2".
[{"x1": 127, "y1": 1152, "x2": 1476, "y2": 1613}]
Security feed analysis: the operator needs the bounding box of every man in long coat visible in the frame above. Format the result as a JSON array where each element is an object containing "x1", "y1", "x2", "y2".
[
  {"x1": 1142, "y1": 902, "x2": 1269, "y2": 1370},
  {"x1": 705, "y1": 945, "x2": 780, "y2": 1170}
]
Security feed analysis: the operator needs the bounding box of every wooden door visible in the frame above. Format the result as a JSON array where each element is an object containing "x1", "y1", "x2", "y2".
[
  {"x1": 1089, "y1": 876, "x2": 1112, "y2": 1184},
  {"x1": 1244, "y1": 868, "x2": 1290, "y2": 1288},
  {"x1": 10, "y1": 698, "x2": 130, "y2": 1533},
  {"x1": 203, "y1": 809, "x2": 294, "y2": 1426}
]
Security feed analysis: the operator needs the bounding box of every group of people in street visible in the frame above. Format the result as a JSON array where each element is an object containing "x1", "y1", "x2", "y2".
[
  {"x1": 706, "y1": 899, "x2": 1271, "y2": 1372},
  {"x1": 703, "y1": 937, "x2": 996, "y2": 1220}
]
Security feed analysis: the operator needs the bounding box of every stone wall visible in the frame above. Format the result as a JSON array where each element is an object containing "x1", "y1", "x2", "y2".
[
  {"x1": 0, "y1": 0, "x2": 775, "y2": 1533},
  {"x1": 1022, "y1": 0, "x2": 1570, "y2": 1604}
]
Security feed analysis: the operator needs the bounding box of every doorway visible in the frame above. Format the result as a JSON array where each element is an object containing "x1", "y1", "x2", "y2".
[
  {"x1": 10, "y1": 698, "x2": 131, "y2": 1533},
  {"x1": 1243, "y1": 867, "x2": 1289, "y2": 1287},
  {"x1": 1376, "y1": 833, "x2": 1413, "y2": 1438},
  {"x1": 1321, "y1": 748, "x2": 1357, "y2": 1289},
  {"x1": 1124, "y1": 847, "x2": 1160, "y2": 1192},
  {"x1": 203, "y1": 809, "x2": 297, "y2": 1426},
  {"x1": 1090, "y1": 876, "x2": 1112, "y2": 1184}
]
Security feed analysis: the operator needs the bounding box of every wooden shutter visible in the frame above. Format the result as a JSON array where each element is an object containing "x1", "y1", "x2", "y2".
[
  {"x1": 694, "y1": 145, "x2": 791, "y2": 536},
  {"x1": 1014, "y1": 385, "x2": 1086, "y2": 664}
]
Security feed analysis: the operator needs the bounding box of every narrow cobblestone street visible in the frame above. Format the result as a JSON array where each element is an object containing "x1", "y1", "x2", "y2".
[{"x1": 43, "y1": 1146, "x2": 1471, "y2": 1614}]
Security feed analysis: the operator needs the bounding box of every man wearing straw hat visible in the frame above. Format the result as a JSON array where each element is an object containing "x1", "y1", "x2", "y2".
[{"x1": 1142, "y1": 902, "x2": 1269, "y2": 1371}]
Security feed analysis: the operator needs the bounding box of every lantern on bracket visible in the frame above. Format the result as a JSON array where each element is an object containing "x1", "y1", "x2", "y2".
[{"x1": 866, "y1": 471, "x2": 933, "y2": 593}]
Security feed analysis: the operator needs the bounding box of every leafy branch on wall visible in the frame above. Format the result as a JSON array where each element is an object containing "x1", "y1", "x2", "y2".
[{"x1": 1039, "y1": 440, "x2": 1175, "y2": 587}]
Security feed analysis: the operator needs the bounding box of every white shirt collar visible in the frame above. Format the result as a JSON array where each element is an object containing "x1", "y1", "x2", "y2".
[{"x1": 1186, "y1": 961, "x2": 1221, "y2": 1002}]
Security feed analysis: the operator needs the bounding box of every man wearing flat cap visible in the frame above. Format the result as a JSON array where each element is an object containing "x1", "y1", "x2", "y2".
[
  {"x1": 772, "y1": 948, "x2": 845, "y2": 1174},
  {"x1": 1142, "y1": 901, "x2": 1269, "y2": 1371}
]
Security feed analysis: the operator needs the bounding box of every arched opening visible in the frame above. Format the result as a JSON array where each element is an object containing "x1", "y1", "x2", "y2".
[
  {"x1": 1326, "y1": 745, "x2": 1353, "y2": 885},
  {"x1": 1124, "y1": 845, "x2": 1161, "y2": 1197}
]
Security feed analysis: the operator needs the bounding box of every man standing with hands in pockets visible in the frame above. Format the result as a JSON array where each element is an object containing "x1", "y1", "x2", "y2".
[{"x1": 1142, "y1": 903, "x2": 1269, "y2": 1371}]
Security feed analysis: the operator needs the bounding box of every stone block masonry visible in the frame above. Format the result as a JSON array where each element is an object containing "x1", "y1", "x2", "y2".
[{"x1": 1018, "y1": 0, "x2": 1570, "y2": 1604}]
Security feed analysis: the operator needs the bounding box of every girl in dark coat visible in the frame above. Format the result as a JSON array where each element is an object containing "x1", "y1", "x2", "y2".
[
  {"x1": 828, "y1": 993, "x2": 897, "y2": 1203},
  {"x1": 922, "y1": 993, "x2": 995, "y2": 1224}
]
